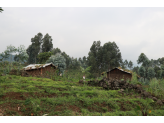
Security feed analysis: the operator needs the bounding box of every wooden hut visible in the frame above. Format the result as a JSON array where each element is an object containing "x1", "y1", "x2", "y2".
[
  {"x1": 107, "y1": 67, "x2": 132, "y2": 81},
  {"x1": 21, "y1": 62, "x2": 57, "y2": 77}
]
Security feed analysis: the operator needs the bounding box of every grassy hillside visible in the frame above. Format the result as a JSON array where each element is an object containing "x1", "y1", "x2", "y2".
[
  {"x1": 0, "y1": 61, "x2": 164, "y2": 116},
  {"x1": 0, "y1": 74, "x2": 164, "y2": 116}
]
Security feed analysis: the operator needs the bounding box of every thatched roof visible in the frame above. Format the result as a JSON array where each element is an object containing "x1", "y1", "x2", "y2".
[
  {"x1": 22, "y1": 62, "x2": 57, "y2": 71},
  {"x1": 107, "y1": 67, "x2": 132, "y2": 74}
]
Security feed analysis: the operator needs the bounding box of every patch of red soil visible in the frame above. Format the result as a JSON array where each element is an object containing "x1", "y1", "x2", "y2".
[
  {"x1": 22, "y1": 92, "x2": 32, "y2": 98},
  {"x1": 55, "y1": 104, "x2": 64, "y2": 112},
  {"x1": 67, "y1": 105, "x2": 81, "y2": 113},
  {"x1": 34, "y1": 92, "x2": 57, "y2": 98},
  {"x1": 57, "y1": 88, "x2": 67, "y2": 91},
  {"x1": 1, "y1": 92, "x2": 26, "y2": 100},
  {"x1": 54, "y1": 104, "x2": 81, "y2": 113},
  {"x1": 87, "y1": 102, "x2": 113, "y2": 112},
  {"x1": 117, "y1": 101, "x2": 127, "y2": 111},
  {"x1": 87, "y1": 105, "x2": 100, "y2": 112},
  {"x1": 61, "y1": 93, "x2": 69, "y2": 97},
  {"x1": 47, "y1": 93, "x2": 58, "y2": 98},
  {"x1": 35, "y1": 86, "x2": 43, "y2": 89}
]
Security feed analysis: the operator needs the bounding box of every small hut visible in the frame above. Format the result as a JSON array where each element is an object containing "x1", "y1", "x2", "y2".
[
  {"x1": 21, "y1": 62, "x2": 57, "y2": 77},
  {"x1": 107, "y1": 67, "x2": 132, "y2": 81}
]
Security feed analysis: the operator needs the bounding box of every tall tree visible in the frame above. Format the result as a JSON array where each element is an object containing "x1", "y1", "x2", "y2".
[
  {"x1": 128, "y1": 60, "x2": 133, "y2": 70},
  {"x1": 158, "y1": 57, "x2": 164, "y2": 66},
  {"x1": 154, "y1": 65, "x2": 161, "y2": 79},
  {"x1": 160, "y1": 65, "x2": 164, "y2": 79},
  {"x1": 78, "y1": 57, "x2": 83, "y2": 64},
  {"x1": 83, "y1": 56, "x2": 87, "y2": 63},
  {"x1": 71, "y1": 58, "x2": 80, "y2": 69},
  {"x1": 87, "y1": 41, "x2": 122, "y2": 77},
  {"x1": 26, "y1": 44, "x2": 36, "y2": 64},
  {"x1": 120, "y1": 60, "x2": 126, "y2": 69},
  {"x1": 153, "y1": 59, "x2": 160, "y2": 66},
  {"x1": 87, "y1": 41, "x2": 102, "y2": 77},
  {"x1": 101, "y1": 41, "x2": 122, "y2": 71},
  {"x1": 78, "y1": 57, "x2": 88, "y2": 69},
  {"x1": 139, "y1": 66, "x2": 146, "y2": 81},
  {"x1": 147, "y1": 67, "x2": 155, "y2": 80},
  {"x1": 31, "y1": 32, "x2": 43, "y2": 64},
  {"x1": 133, "y1": 66, "x2": 139, "y2": 75},
  {"x1": 149, "y1": 59, "x2": 159, "y2": 68},
  {"x1": 75, "y1": 58, "x2": 81, "y2": 69},
  {"x1": 82, "y1": 56, "x2": 87, "y2": 69},
  {"x1": 124, "y1": 60, "x2": 129, "y2": 69},
  {"x1": 137, "y1": 53, "x2": 150, "y2": 67},
  {"x1": 61, "y1": 51, "x2": 71, "y2": 69},
  {"x1": 51, "y1": 48, "x2": 61, "y2": 55},
  {"x1": 41, "y1": 33, "x2": 53, "y2": 53},
  {"x1": 137, "y1": 53, "x2": 150, "y2": 79}
]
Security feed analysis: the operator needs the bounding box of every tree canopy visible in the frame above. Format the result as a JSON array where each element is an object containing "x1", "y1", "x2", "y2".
[
  {"x1": 26, "y1": 44, "x2": 36, "y2": 64},
  {"x1": 46, "y1": 53, "x2": 66, "y2": 75},
  {"x1": 37, "y1": 52, "x2": 52, "y2": 64},
  {"x1": 87, "y1": 41, "x2": 122, "y2": 77},
  {"x1": 128, "y1": 60, "x2": 133, "y2": 70},
  {"x1": 41, "y1": 33, "x2": 53, "y2": 53}
]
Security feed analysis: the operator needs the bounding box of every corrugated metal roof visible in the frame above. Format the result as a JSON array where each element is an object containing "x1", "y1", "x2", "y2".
[
  {"x1": 107, "y1": 67, "x2": 132, "y2": 74},
  {"x1": 22, "y1": 62, "x2": 57, "y2": 70}
]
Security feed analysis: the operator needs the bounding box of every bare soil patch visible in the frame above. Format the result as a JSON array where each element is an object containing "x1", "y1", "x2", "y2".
[{"x1": 2, "y1": 92, "x2": 26, "y2": 100}]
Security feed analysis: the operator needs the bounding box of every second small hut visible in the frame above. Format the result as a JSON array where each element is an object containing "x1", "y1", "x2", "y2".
[{"x1": 106, "y1": 67, "x2": 132, "y2": 81}]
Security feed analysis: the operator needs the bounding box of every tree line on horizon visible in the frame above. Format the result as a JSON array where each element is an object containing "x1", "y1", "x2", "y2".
[{"x1": 1, "y1": 32, "x2": 164, "y2": 80}]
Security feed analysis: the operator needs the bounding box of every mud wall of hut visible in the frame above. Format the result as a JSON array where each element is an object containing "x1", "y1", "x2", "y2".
[
  {"x1": 107, "y1": 69, "x2": 132, "y2": 81},
  {"x1": 25, "y1": 65, "x2": 56, "y2": 77}
]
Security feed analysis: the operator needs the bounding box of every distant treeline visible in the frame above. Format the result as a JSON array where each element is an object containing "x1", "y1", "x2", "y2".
[{"x1": 1, "y1": 32, "x2": 164, "y2": 80}]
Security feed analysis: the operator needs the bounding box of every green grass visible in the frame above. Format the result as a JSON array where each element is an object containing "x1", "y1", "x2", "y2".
[
  {"x1": 0, "y1": 62, "x2": 164, "y2": 116},
  {"x1": 0, "y1": 73, "x2": 164, "y2": 116}
]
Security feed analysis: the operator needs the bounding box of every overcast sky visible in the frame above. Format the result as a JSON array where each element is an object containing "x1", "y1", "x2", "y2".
[{"x1": 1, "y1": 7, "x2": 164, "y2": 67}]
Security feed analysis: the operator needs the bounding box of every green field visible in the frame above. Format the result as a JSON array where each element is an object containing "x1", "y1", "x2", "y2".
[{"x1": 0, "y1": 74, "x2": 164, "y2": 116}]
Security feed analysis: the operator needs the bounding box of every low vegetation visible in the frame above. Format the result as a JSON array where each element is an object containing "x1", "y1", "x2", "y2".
[{"x1": 0, "y1": 62, "x2": 164, "y2": 116}]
